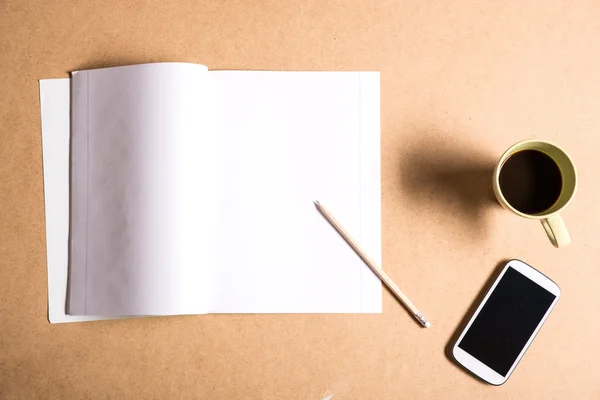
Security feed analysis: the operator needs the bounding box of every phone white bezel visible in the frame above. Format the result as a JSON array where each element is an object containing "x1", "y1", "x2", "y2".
[{"x1": 452, "y1": 259, "x2": 560, "y2": 385}]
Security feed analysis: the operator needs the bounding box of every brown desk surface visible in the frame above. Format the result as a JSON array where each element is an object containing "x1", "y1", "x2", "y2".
[{"x1": 2, "y1": 0, "x2": 600, "y2": 398}]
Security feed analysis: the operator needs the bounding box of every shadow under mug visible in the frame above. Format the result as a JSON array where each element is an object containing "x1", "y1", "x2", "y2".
[{"x1": 493, "y1": 140, "x2": 577, "y2": 248}]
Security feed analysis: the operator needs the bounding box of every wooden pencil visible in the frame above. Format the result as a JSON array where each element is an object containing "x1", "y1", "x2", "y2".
[{"x1": 314, "y1": 200, "x2": 431, "y2": 328}]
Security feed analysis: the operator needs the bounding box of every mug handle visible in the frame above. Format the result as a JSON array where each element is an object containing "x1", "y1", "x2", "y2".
[{"x1": 541, "y1": 214, "x2": 571, "y2": 248}]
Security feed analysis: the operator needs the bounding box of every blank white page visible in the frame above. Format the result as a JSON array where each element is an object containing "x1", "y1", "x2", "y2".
[
  {"x1": 209, "y1": 71, "x2": 381, "y2": 313},
  {"x1": 41, "y1": 67, "x2": 380, "y2": 321},
  {"x1": 69, "y1": 63, "x2": 216, "y2": 316},
  {"x1": 40, "y1": 79, "x2": 116, "y2": 323}
]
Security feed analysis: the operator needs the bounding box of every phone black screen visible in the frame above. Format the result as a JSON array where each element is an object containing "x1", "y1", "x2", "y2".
[{"x1": 458, "y1": 267, "x2": 557, "y2": 376}]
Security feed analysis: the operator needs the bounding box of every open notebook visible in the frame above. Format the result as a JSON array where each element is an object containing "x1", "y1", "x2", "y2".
[{"x1": 39, "y1": 63, "x2": 381, "y2": 323}]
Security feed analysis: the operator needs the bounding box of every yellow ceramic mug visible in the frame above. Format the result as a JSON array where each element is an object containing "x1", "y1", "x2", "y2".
[{"x1": 493, "y1": 140, "x2": 577, "y2": 248}]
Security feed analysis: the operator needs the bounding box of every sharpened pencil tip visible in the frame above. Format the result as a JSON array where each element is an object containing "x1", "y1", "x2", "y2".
[
  {"x1": 416, "y1": 312, "x2": 430, "y2": 328},
  {"x1": 314, "y1": 200, "x2": 320, "y2": 206}
]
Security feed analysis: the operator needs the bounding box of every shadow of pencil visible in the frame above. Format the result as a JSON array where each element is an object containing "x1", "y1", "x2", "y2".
[
  {"x1": 399, "y1": 130, "x2": 498, "y2": 241},
  {"x1": 444, "y1": 259, "x2": 510, "y2": 383}
]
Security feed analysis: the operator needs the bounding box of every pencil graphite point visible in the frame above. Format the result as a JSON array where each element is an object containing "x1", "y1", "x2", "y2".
[
  {"x1": 314, "y1": 200, "x2": 320, "y2": 207},
  {"x1": 416, "y1": 312, "x2": 430, "y2": 328}
]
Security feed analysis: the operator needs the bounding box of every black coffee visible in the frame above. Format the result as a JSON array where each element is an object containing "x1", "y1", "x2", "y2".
[{"x1": 499, "y1": 149, "x2": 562, "y2": 214}]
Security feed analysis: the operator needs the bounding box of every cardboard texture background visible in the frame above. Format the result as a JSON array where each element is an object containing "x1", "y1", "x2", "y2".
[{"x1": 1, "y1": 0, "x2": 600, "y2": 398}]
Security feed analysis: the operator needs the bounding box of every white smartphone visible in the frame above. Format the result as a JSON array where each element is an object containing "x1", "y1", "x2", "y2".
[{"x1": 452, "y1": 259, "x2": 560, "y2": 385}]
